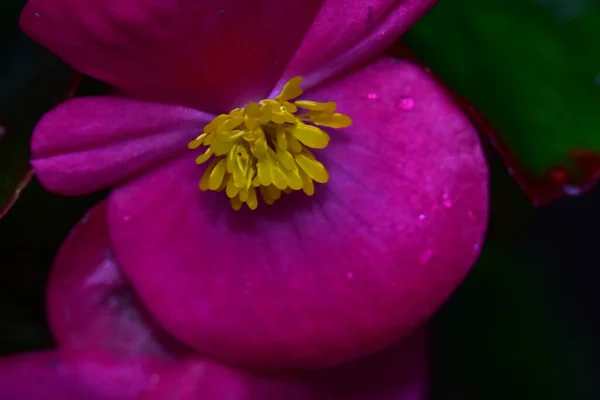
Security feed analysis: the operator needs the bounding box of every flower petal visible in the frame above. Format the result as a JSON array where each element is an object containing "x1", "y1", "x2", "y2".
[
  {"x1": 107, "y1": 57, "x2": 488, "y2": 368},
  {"x1": 141, "y1": 331, "x2": 428, "y2": 400},
  {"x1": 48, "y1": 200, "x2": 189, "y2": 361},
  {"x1": 20, "y1": 0, "x2": 324, "y2": 112},
  {"x1": 0, "y1": 350, "x2": 165, "y2": 400},
  {"x1": 31, "y1": 96, "x2": 210, "y2": 195},
  {"x1": 272, "y1": 0, "x2": 437, "y2": 93},
  {"x1": 139, "y1": 358, "x2": 312, "y2": 400}
]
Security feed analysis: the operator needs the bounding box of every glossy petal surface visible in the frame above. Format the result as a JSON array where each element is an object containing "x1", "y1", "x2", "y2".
[
  {"x1": 20, "y1": 0, "x2": 324, "y2": 112},
  {"x1": 31, "y1": 96, "x2": 210, "y2": 195},
  {"x1": 274, "y1": 0, "x2": 437, "y2": 93},
  {"x1": 48, "y1": 201, "x2": 188, "y2": 361},
  {"x1": 108, "y1": 58, "x2": 488, "y2": 368},
  {"x1": 0, "y1": 350, "x2": 164, "y2": 400}
]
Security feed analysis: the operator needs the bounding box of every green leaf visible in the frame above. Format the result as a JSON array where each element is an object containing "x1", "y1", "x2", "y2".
[
  {"x1": 0, "y1": 20, "x2": 77, "y2": 218},
  {"x1": 404, "y1": 0, "x2": 600, "y2": 198}
]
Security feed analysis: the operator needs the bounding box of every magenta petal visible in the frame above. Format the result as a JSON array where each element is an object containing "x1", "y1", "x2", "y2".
[
  {"x1": 274, "y1": 0, "x2": 437, "y2": 93},
  {"x1": 48, "y1": 200, "x2": 188, "y2": 361},
  {"x1": 108, "y1": 57, "x2": 488, "y2": 368},
  {"x1": 0, "y1": 350, "x2": 165, "y2": 400},
  {"x1": 139, "y1": 359, "x2": 312, "y2": 400},
  {"x1": 141, "y1": 331, "x2": 428, "y2": 400},
  {"x1": 20, "y1": 0, "x2": 324, "y2": 112},
  {"x1": 31, "y1": 96, "x2": 209, "y2": 195}
]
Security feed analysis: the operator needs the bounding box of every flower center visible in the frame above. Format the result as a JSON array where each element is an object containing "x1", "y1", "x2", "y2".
[{"x1": 188, "y1": 77, "x2": 352, "y2": 210}]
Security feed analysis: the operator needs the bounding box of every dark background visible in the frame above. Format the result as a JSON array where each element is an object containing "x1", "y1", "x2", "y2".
[{"x1": 1, "y1": 1, "x2": 599, "y2": 399}]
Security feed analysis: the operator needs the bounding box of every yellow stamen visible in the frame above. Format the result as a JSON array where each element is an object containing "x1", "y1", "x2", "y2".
[{"x1": 189, "y1": 76, "x2": 352, "y2": 210}]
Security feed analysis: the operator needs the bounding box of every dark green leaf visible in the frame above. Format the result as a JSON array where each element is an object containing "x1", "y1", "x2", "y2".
[{"x1": 404, "y1": 0, "x2": 600, "y2": 199}]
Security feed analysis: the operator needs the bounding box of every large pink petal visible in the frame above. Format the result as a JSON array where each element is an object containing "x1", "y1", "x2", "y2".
[
  {"x1": 31, "y1": 96, "x2": 210, "y2": 195},
  {"x1": 108, "y1": 57, "x2": 488, "y2": 368},
  {"x1": 48, "y1": 200, "x2": 190, "y2": 361},
  {"x1": 141, "y1": 331, "x2": 428, "y2": 400},
  {"x1": 272, "y1": 0, "x2": 437, "y2": 94},
  {"x1": 0, "y1": 350, "x2": 165, "y2": 400},
  {"x1": 20, "y1": 0, "x2": 324, "y2": 112}
]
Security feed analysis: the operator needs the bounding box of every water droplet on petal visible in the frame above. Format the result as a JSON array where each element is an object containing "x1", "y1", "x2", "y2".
[
  {"x1": 467, "y1": 210, "x2": 478, "y2": 222},
  {"x1": 367, "y1": 93, "x2": 378, "y2": 100},
  {"x1": 441, "y1": 192, "x2": 453, "y2": 209},
  {"x1": 419, "y1": 249, "x2": 434, "y2": 264},
  {"x1": 123, "y1": 215, "x2": 131, "y2": 222},
  {"x1": 472, "y1": 243, "x2": 481, "y2": 253},
  {"x1": 396, "y1": 96, "x2": 414, "y2": 110},
  {"x1": 346, "y1": 272, "x2": 354, "y2": 280},
  {"x1": 419, "y1": 214, "x2": 426, "y2": 222}
]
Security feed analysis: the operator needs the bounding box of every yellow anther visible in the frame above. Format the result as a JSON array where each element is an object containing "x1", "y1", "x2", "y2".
[
  {"x1": 189, "y1": 76, "x2": 352, "y2": 210},
  {"x1": 276, "y1": 76, "x2": 304, "y2": 102}
]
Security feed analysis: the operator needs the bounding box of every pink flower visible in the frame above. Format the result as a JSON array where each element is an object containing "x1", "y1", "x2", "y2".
[
  {"x1": 20, "y1": 0, "x2": 488, "y2": 368},
  {"x1": 0, "y1": 203, "x2": 429, "y2": 400}
]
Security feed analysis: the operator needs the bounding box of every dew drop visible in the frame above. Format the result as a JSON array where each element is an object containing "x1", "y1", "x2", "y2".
[
  {"x1": 563, "y1": 185, "x2": 582, "y2": 196},
  {"x1": 367, "y1": 93, "x2": 378, "y2": 100},
  {"x1": 467, "y1": 210, "x2": 477, "y2": 222},
  {"x1": 419, "y1": 249, "x2": 434, "y2": 264},
  {"x1": 441, "y1": 192, "x2": 453, "y2": 209},
  {"x1": 396, "y1": 96, "x2": 414, "y2": 110},
  {"x1": 419, "y1": 214, "x2": 426, "y2": 222},
  {"x1": 34, "y1": 12, "x2": 41, "y2": 17}
]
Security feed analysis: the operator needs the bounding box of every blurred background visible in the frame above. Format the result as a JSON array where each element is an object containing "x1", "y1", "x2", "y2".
[{"x1": 1, "y1": 0, "x2": 599, "y2": 399}]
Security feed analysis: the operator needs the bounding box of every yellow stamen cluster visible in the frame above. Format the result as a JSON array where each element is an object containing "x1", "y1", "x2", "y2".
[{"x1": 188, "y1": 77, "x2": 352, "y2": 210}]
